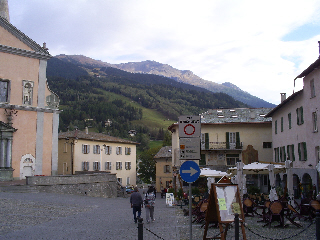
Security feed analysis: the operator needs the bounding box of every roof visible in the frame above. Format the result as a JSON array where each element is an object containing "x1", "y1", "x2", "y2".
[
  {"x1": 168, "y1": 108, "x2": 272, "y2": 131},
  {"x1": 154, "y1": 146, "x2": 172, "y2": 159},
  {"x1": 58, "y1": 130, "x2": 138, "y2": 145},
  {"x1": 201, "y1": 108, "x2": 273, "y2": 123},
  {"x1": 295, "y1": 57, "x2": 320, "y2": 80},
  {"x1": 0, "y1": 16, "x2": 51, "y2": 59},
  {"x1": 265, "y1": 90, "x2": 303, "y2": 117}
]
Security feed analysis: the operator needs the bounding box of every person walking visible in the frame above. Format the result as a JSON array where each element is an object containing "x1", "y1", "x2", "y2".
[
  {"x1": 130, "y1": 187, "x2": 143, "y2": 223},
  {"x1": 144, "y1": 186, "x2": 156, "y2": 223}
]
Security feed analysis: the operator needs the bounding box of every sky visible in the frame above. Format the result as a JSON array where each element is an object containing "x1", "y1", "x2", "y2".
[{"x1": 7, "y1": 0, "x2": 320, "y2": 105}]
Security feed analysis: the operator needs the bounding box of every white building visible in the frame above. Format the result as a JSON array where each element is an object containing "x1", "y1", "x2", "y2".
[{"x1": 266, "y1": 45, "x2": 320, "y2": 198}]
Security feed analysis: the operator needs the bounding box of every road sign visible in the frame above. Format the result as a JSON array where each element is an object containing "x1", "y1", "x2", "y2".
[
  {"x1": 179, "y1": 115, "x2": 201, "y2": 138},
  {"x1": 180, "y1": 160, "x2": 200, "y2": 183},
  {"x1": 180, "y1": 138, "x2": 200, "y2": 160}
]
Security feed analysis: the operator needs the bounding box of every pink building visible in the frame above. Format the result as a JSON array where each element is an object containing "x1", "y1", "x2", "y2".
[{"x1": 0, "y1": 2, "x2": 59, "y2": 180}]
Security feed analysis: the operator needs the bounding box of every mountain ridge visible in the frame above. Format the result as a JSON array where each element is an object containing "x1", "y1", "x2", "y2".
[{"x1": 54, "y1": 54, "x2": 275, "y2": 108}]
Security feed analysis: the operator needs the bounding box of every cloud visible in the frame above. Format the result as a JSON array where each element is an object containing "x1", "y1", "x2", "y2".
[{"x1": 8, "y1": 0, "x2": 320, "y2": 105}]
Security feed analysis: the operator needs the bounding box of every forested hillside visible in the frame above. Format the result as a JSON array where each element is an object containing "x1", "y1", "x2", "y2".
[{"x1": 47, "y1": 58, "x2": 248, "y2": 139}]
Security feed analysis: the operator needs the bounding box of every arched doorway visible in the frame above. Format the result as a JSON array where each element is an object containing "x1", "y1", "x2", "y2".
[
  {"x1": 293, "y1": 174, "x2": 300, "y2": 199},
  {"x1": 301, "y1": 173, "x2": 312, "y2": 199}
]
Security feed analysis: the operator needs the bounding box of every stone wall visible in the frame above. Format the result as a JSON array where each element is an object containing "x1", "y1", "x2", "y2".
[{"x1": 26, "y1": 173, "x2": 118, "y2": 198}]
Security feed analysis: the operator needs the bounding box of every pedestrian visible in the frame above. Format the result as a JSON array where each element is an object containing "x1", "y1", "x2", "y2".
[
  {"x1": 144, "y1": 186, "x2": 156, "y2": 223},
  {"x1": 130, "y1": 187, "x2": 143, "y2": 223}
]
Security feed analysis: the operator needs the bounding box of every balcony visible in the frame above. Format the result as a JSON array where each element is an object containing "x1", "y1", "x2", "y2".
[{"x1": 201, "y1": 142, "x2": 243, "y2": 151}]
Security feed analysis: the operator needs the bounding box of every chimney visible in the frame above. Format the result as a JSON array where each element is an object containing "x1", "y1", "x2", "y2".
[
  {"x1": 0, "y1": 0, "x2": 10, "y2": 22},
  {"x1": 281, "y1": 93, "x2": 286, "y2": 103},
  {"x1": 85, "y1": 127, "x2": 88, "y2": 134}
]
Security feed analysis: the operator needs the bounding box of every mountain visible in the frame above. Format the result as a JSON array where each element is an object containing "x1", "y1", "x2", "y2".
[
  {"x1": 46, "y1": 57, "x2": 248, "y2": 139},
  {"x1": 53, "y1": 55, "x2": 275, "y2": 108}
]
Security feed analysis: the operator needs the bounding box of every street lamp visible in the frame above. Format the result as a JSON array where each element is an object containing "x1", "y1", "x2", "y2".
[{"x1": 65, "y1": 137, "x2": 78, "y2": 174}]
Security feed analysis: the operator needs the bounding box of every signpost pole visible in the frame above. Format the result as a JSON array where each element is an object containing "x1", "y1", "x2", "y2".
[{"x1": 189, "y1": 182, "x2": 192, "y2": 240}]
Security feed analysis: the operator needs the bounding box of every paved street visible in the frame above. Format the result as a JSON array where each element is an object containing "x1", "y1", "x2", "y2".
[
  {"x1": 0, "y1": 188, "x2": 318, "y2": 240},
  {"x1": 0, "y1": 190, "x2": 184, "y2": 240}
]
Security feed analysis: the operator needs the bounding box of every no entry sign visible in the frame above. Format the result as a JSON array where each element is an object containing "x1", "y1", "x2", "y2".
[{"x1": 178, "y1": 116, "x2": 201, "y2": 138}]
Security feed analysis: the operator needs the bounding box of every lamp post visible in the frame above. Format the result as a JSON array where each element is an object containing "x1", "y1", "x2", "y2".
[{"x1": 65, "y1": 137, "x2": 77, "y2": 174}]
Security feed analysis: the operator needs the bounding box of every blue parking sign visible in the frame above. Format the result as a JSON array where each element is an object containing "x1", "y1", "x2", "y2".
[{"x1": 180, "y1": 161, "x2": 200, "y2": 183}]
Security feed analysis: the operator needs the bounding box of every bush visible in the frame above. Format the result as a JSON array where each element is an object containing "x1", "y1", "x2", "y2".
[{"x1": 247, "y1": 186, "x2": 260, "y2": 195}]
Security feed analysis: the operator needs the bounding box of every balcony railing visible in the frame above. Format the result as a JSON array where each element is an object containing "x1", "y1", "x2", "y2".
[{"x1": 201, "y1": 142, "x2": 243, "y2": 150}]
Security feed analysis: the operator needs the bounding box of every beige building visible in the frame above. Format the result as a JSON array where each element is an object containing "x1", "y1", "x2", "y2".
[
  {"x1": 169, "y1": 108, "x2": 273, "y2": 192},
  {"x1": 58, "y1": 129, "x2": 138, "y2": 186},
  {"x1": 0, "y1": 4, "x2": 60, "y2": 180},
  {"x1": 154, "y1": 146, "x2": 172, "y2": 192}
]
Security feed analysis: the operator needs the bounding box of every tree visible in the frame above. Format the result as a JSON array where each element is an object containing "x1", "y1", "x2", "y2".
[
  {"x1": 135, "y1": 133, "x2": 150, "y2": 151},
  {"x1": 162, "y1": 130, "x2": 172, "y2": 146},
  {"x1": 138, "y1": 146, "x2": 161, "y2": 184}
]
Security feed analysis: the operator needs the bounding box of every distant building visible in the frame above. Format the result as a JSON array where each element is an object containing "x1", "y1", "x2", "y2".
[
  {"x1": 58, "y1": 128, "x2": 138, "y2": 186},
  {"x1": 0, "y1": 4, "x2": 60, "y2": 180},
  {"x1": 154, "y1": 146, "x2": 172, "y2": 192},
  {"x1": 168, "y1": 108, "x2": 273, "y2": 193},
  {"x1": 266, "y1": 44, "x2": 320, "y2": 197},
  {"x1": 128, "y1": 130, "x2": 136, "y2": 137}
]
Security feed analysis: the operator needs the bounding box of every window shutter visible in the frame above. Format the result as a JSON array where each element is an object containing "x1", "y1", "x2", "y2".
[
  {"x1": 298, "y1": 143, "x2": 301, "y2": 161},
  {"x1": 281, "y1": 117, "x2": 283, "y2": 132},
  {"x1": 93, "y1": 145, "x2": 96, "y2": 154},
  {"x1": 275, "y1": 120, "x2": 278, "y2": 134},
  {"x1": 82, "y1": 161, "x2": 85, "y2": 170},
  {"x1": 303, "y1": 142, "x2": 307, "y2": 160},
  {"x1": 82, "y1": 145, "x2": 84, "y2": 153},
  {"x1": 236, "y1": 132, "x2": 240, "y2": 149},
  {"x1": 88, "y1": 145, "x2": 90, "y2": 154},
  {"x1": 168, "y1": 165, "x2": 171, "y2": 173},
  {"x1": 280, "y1": 147, "x2": 283, "y2": 161},
  {"x1": 292, "y1": 144, "x2": 295, "y2": 161},
  {"x1": 120, "y1": 162, "x2": 122, "y2": 169},
  {"x1": 200, "y1": 154, "x2": 206, "y2": 165},
  {"x1": 300, "y1": 107, "x2": 304, "y2": 124},
  {"x1": 288, "y1": 113, "x2": 292, "y2": 129},
  {"x1": 286, "y1": 145, "x2": 289, "y2": 159},
  {"x1": 201, "y1": 133, "x2": 205, "y2": 149},
  {"x1": 296, "y1": 108, "x2": 299, "y2": 125},
  {"x1": 164, "y1": 165, "x2": 166, "y2": 173},
  {"x1": 226, "y1": 132, "x2": 230, "y2": 149},
  {"x1": 283, "y1": 146, "x2": 286, "y2": 161},
  {"x1": 205, "y1": 133, "x2": 209, "y2": 150}
]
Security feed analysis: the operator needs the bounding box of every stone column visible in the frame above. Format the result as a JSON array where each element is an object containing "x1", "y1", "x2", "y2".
[
  {"x1": 6, "y1": 138, "x2": 11, "y2": 168},
  {"x1": 0, "y1": 139, "x2": 5, "y2": 167}
]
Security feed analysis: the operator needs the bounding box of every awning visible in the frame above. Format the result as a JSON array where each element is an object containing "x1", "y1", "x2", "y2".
[
  {"x1": 200, "y1": 168, "x2": 230, "y2": 177},
  {"x1": 227, "y1": 162, "x2": 286, "y2": 175}
]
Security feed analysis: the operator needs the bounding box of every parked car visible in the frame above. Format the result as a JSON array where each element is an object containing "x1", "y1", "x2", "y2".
[{"x1": 126, "y1": 187, "x2": 134, "y2": 194}]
